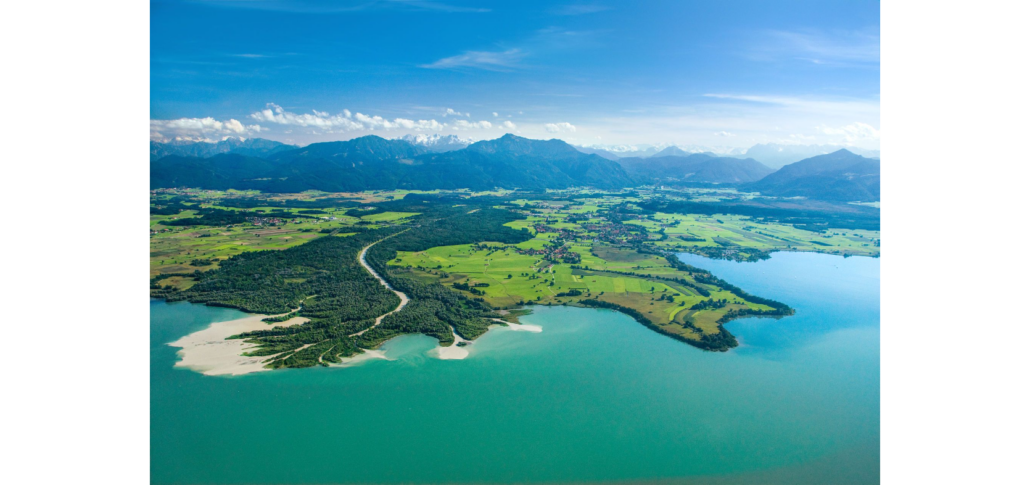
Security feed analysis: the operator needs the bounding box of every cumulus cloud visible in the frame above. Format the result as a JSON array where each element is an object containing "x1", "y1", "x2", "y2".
[
  {"x1": 443, "y1": 108, "x2": 470, "y2": 117},
  {"x1": 251, "y1": 103, "x2": 362, "y2": 130},
  {"x1": 452, "y1": 120, "x2": 493, "y2": 130},
  {"x1": 544, "y1": 122, "x2": 576, "y2": 133},
  {"x1": 250, "y1": 103, "x2": 445, "y2": 132},
  {"x1": 150, "y1": 117, "x2": 263, "y2": 142},
  {"x1": 819, "y1": 122, "x2": 880, "y2": 143},
  {"x1": 492, "y1": 112, "x2": 499, "y2": 117},
  {"x1": 499, "y1": 120, "x2": 517, "y2": 130}
]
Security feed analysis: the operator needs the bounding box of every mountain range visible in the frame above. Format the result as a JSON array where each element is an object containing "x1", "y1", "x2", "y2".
[
  {"x1": 574, "y1": 142, "x2": 880, "y2": 169},
  {"x1": 739, "y1": 144, "x2": 880, "y2": 169},
  {"x1": 617, "y1": 154, "x2": 774, "y2": 184},
  {"x1": 150, "y1": 137, "x2": 296, "y2": 161},
  {"x1": 400, "y1": 134, "x2": 471, "y2": 152},
  {"x1": 741, "y1": 149, "x2": 880, "y2": 202},
  {"x1": 151, "y1": 134, "x2": 633, "y2": 192},
  {"x1": 150, "y1": 135, "x2": 880, "y2": 202}
]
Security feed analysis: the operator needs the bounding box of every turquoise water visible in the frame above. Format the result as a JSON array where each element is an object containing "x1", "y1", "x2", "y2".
[{"x1": 152, "y1": 251, "x2": 879, "y2": 484}]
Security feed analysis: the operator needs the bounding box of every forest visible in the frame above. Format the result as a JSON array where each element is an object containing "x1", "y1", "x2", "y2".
[{"x1": 155, "y1": 197, "x2": 534, "y2": 369}]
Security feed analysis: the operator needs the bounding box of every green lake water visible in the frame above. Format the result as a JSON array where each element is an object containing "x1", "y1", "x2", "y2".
[{"x1": 151, "y1": 251, "x2": 879, "y2": 484}]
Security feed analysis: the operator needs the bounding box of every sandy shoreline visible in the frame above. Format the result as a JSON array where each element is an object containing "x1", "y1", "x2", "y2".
[
  {"x1": 429, "y1": 320, "x2": 543, "y2": 360},
  {"x1": 503, "y1": 322, "x2": 543, "y2": 333},
  {"x1": 169, "y1": 313, "x2": 307, "y2": 376},
  {"x1": 170, "y1": 307, "x2": 542, "y2": 374},
  {"x1": 331, "y1": 349, "x2": 390, "y2": 367},
  {"x1": 433, "y1": 328, "x2": 470, "y2": 360}
]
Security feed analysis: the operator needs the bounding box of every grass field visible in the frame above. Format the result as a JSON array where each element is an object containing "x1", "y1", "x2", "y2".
[
  {"x1": 150, "y1": 203, "x2": 362, "y2": 282},
  {"x1": 390, "y1": 237, "x2": 776, "y2": 342},
  {"x1": 360, "y1": 211, "x2": 420, "y2": 222},
  {"x1": 630, "y1": 212, "x2": 880, "y2": 257}
]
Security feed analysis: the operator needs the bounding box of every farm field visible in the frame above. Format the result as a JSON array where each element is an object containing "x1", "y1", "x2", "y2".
[
  {"x1": 149, "y1": 200, "x2": 361, "y2": 283},
  {"x1": 360, "y1": 211, "x2": 420, "y2": 222}
]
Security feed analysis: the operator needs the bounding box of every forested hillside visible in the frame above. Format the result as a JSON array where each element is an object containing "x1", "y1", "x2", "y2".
[
  {"x1": 743, "y1": 149, "x2": 880, "y2": 202},
  {"x1": 617, "y1": 154, "x2": 774, "y2": 184}
]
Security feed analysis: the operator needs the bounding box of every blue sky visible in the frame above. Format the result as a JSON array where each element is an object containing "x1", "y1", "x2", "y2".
[{"x1": 151, "y1": 0, "x2": 880, "y2": 149}]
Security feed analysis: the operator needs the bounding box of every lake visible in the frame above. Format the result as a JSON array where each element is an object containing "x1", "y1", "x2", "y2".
[{"x1": 151, "y1": 251, "x2": 879, "y2": 484}]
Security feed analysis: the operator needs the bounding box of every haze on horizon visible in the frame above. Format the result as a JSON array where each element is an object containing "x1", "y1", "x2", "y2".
[{"x1": 151, "y1": 0, "x2": 880, "y2": 151}]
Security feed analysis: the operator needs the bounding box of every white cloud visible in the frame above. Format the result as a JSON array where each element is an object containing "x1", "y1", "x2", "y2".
[
  {"x1": 443, "y1": 108, "x2": 469, "y2": 117},
  {"x1": 819, "y1": 122, "x2": 880, "y2": 143},
  {"x1": 420, "y1": 48, "x2": 525, "y2": 71},
  {"x1": 499, "y1": 120, "x2": 517, "y2": 130},
  {"x1": 544, "y1": 122, "x2": 576, "y2": 133},
  {"x1": 492, "y1": 112, "x2": 499, "y2": 117},
  {"x1": 452, "y1": 120, "x2": 493, "y2": 130},
  {"x1": 703, "y1": 93, "x2": 879, "y2": 117},
  {"x1": 578, "y1": 92, "x2": 880, "y2": 150},
  {"x1": 150, "y1": 117, "x2": 263, "y2": 142},
  {"x1": 714, "y1": 131, "x2": 734, "y2": 137},
  {"x1": 249, "y1": 103, "x2": 445, "y2": 132},
  {"x1": 750, "y1": 28, "x2": 879, "y2": 67}
]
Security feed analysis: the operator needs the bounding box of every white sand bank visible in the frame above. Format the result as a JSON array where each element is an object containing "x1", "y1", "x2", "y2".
[
  {"x1": 331, "y1": 349, "x2": 390, "y2": 367},
  {"x1": 504, "y1": 323, "x2": 543, "y2": 332},
  {"x1": 169, "y1": 314, "x2": 307, "y2": 376},
  {"x1": 431, "y1": 329, "x2": 470, "y2": 360}
]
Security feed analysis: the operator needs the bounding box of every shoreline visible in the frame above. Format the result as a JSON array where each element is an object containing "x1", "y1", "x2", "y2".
[
  {"x1": 167, "y1": 302, "x2": 544, "y2": 374},
  {"x1": 168, "y1": 313, "x2": 308, "y2": 376},
  {"x1": 430, "y1": 319, "x2": 544, "y2": 360}
]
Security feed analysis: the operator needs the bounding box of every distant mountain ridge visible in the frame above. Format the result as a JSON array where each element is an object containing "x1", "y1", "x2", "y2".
[
  {"x1": 617, "y1": 154, "x2": 774, "y2": 184},
  {"x1": 575, "y1": 144, "x2": 748, "y2": 159},
  {"x1": 150, "y1": 137, "x2": 296, "y2": 161},
  {"x1": 573, "y1": 142, "x2": 879, "y2": 169},
  {"x1": 149, "y1": 136, "x2": 880, "y2": 202},
  {"x1": 740, "y1": 144, "x2": 880, "y2": 169},
  {"x1": 400, "y1": 134, "x2": 471, "y2": 152},
  {"x1": 270, "y1": 136, "x2": 427, "y2": 162},
  {"x1": 742, "y1": 149, "x2": 880, "y2": 202},
  {"x1": 151, "y1": 134, "x2": 633, "y2": 192}
]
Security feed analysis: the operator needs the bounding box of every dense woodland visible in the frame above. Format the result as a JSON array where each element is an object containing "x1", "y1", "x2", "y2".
[{"x1": 155, "y1": 198, "x2": 535, "y2": 368}]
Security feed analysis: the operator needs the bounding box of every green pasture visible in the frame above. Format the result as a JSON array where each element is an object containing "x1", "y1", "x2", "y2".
[{"x1": 360, "y1": 211, "x2": 420, "y2": 222}]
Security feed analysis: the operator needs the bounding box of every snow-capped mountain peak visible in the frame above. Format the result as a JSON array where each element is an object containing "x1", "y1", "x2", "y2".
[{"x1": 399, "y1": 134, "x2": 472, "y2": 152}]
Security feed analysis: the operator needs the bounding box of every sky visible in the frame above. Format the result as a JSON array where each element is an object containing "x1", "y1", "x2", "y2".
[{"x1": 151, "y1": 0, "x2": 880, "y2": 150}]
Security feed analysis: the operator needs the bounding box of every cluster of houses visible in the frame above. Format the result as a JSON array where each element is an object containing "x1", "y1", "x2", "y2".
[
  {"x1": 582, "y1": 223, "x2": 650, "y2": 245},
  {"x1": 249, "y1": 217, "x2": 293, "y2": 226},
  {"x1": 516, "y1": 243, "x2": 581, "y2": 264}
]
